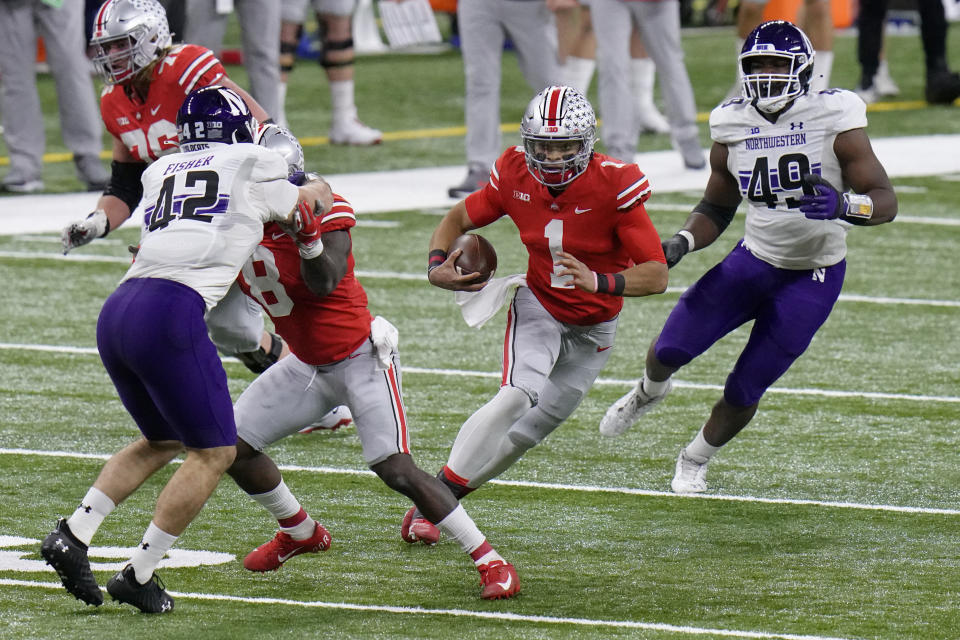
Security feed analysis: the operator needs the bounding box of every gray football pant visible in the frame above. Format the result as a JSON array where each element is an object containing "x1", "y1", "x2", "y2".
[
  {"x1": 185, "y1": 0, "x2": 282, "y2": 119},
  {"x1": 457, "y1": 0, "x2": 561, "y2": 171},
  {"x1": 591, "y1": 0, "x2": 700, "y2": 161},
  {"x1": 0, "y1": 0, "x2": 104, "y2": 182}
]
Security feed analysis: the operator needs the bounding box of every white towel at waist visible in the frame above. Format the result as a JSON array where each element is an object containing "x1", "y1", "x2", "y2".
[{"x1": 454, "y1": 274, "x2": 527, "y2": 328}]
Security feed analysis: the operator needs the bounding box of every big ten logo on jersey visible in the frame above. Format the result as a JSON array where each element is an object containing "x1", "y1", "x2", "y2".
[
  {"x1": 513, "y1": 190, "x2": 530, "y2": 202},
  {"x1": 0, "y1": 534, "x2": 233, "y2": 573}
]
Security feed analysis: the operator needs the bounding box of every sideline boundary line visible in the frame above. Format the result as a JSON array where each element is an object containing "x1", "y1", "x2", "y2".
[
  {"x1": 1, "y1": 447, "x2": 956, "y2": 517},
  {"x1": 0, "y1": 578, "x2": 859, "y2": 640}
]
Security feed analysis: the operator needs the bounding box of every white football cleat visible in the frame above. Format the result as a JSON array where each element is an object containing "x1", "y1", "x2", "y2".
[
  {"x1": 299, "y1": 405, "x2": 353, "y2": 434},
  {"x1": 599, "y1": 377, "x2": 672, "y2": 437},
  {"x1": 671, "y1": 448, "x2": 708, "y2": 493},
  {"x1": 329, "y1": 118, "x2": 383, "y2": 146},
  {"x1": 637, "y1": 102, "x2": 671, "y2": 134},
  {"x1": 873, "y1": 61, "x2": 900, "y2": 97}
]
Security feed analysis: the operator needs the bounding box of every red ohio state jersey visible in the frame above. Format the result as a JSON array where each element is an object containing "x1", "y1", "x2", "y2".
[
  {"x1": 465, "y1": 147, "x2": 665, "y2": 325},
  {"x1": 238, "y1": 194, "x2": 373, "y2": 365},
  {"x1": 100, "y1": 44, "x2": 226, "y2": 162}
]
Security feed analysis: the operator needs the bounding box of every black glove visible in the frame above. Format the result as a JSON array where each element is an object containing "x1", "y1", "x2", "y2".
[{"x1": 662, "y1": 233, "x2": 690, "y2": 268}]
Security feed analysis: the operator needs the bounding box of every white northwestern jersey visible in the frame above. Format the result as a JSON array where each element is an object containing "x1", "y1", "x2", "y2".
[
  {"x1": 710, "y1": 89, "x2": 868, "y2": 269},
  {"x1": 123, "y1": 144, "x2": 299, "y2": 309}
]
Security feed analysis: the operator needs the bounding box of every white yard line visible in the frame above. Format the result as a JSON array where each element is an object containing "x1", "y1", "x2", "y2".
[
  {"x1": 0, "y1": 578, "x2": 863, "y2": 640},
  {"x1": 2, "y1": 447, "x2": 956, "y2": 517}
]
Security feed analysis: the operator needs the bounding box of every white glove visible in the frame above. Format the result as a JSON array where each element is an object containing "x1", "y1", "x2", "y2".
[
  {"x1": 369, "y1": 316, "x2": 399, "y2": 371},
  {"x1": 62, "y1": 209, "x2": 109, "y2": 255}
]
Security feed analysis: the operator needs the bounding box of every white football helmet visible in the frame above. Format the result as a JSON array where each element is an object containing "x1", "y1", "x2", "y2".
[
  {"x1": 256, "y1": 124, "x2": 305, "y2": 177},
  {"x1": 520, "y1": 86, "x2": 597, "y2": 188},
  {"x1": 90, "y1": 0, "x2": 172, "y2": 85}
]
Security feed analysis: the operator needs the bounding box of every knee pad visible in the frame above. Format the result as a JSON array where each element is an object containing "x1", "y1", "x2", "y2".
[
  {"x1": 280, "y1": 41, "x2": 298, "y2": 72},
  {"x1": 234, "y1": 333, "x2": 284, "y2": 374},
  {"x1": 320, "y1": 38, "x2": 354, "y2": 68}
]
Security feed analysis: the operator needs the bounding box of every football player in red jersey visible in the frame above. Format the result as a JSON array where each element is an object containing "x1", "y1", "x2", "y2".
[
  {"x1": 61, "y1": 0, "x2": 287, "y2": 372},
  {"x1": 402, "y1": 86, "x2": 669, "y2": 543},
  {"x1": 224, "y1": 160, "x2": 520, "y2": 599}
]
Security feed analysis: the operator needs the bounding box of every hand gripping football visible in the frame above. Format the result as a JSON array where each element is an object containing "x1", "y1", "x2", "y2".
[{"x1": 448, "y1": 233, "x2": 497, "y2": 284}]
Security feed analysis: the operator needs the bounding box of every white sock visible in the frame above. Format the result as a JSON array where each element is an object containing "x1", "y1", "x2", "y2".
[
  {"x1": 436, "y1": 504, "x2": 486, "y2": 554},
  {"x1": 66, "y1": 487, "x2": 115, "y2": 546},
  {"x1": 685, "y1": 428, "x2": 721, "y2": 463},
  {"x1": 630, "y1": 58, "x2": 656, "y2": 106},
  {"x1": 130, "y1": 521, "x2": 177, "y2": 585},
  {"x1": 811, "y1": 50, "x2": 833, "y2": 92},
  {"x1": 249, "y1": 481, "x2": 316, "y2": 540},
  {"x1": 560, "y1": 56, "x2": 596, "y2": 94},
  {"x1": 641, "y1": 374, "x2": 670, "y2": 398},
  {"x1": 329, "y1": 79, "x2": 356, "y2": 124}
]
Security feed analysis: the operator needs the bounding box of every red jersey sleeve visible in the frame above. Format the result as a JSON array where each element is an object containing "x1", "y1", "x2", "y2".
[
  {"x1": 320, "y1": 193, "x2": 357, "y2": 233},
  {"x1": 464, "y1": 149, "x2": 520, "y2": 227}
]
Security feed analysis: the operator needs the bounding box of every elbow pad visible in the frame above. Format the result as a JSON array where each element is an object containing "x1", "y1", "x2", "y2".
[
  {"x1": 103, "y1": 161, "x2": 146, "y2": 213},
  {"x1": 692, "y1": 199, "x2": 738, "y2": 234}
]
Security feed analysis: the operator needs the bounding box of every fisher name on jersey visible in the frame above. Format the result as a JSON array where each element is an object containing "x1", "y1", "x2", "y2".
[
  {"x1": 101, "y1": 44, "x2": 226, "y2": 162},
  {"x1": 238, "y1": 194, "x2": 373, "y2": 366},
  {"x1": 710, "y1": 89, "x2": 868, "y2": 269},
  {"x1": 123, "y1": 144, "x2": 299, "y2": 309},
  {"x1": 465, "y1": 147, "x2": 665, "y2": 326}
]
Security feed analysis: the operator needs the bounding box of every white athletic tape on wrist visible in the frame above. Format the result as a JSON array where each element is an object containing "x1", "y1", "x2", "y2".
[{"x1": 677, "y1": 229, "x2": 695, "y2": 251}]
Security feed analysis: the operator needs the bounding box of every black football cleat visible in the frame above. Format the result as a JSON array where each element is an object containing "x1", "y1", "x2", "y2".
[
  {"x1": 106, "y1": 564, "x2": 174, "y2": 614},
  {"x1": 40, "y1": 518, "x2": 103, "y2": 606},
  {"x1": 925, "y1": 70, "x2": 960, "y2": 105}
]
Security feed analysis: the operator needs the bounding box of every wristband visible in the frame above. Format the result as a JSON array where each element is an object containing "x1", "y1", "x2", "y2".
[
  {"x1": 676, "y1": 229, "x2": 695, "y2": 251},
  {"x1": 298, "y1": 241, "x2": 324, "y2": 260},
  {"x1": 428, "y1": 249, "x2": 447, "y2": 273},
  {"x1": 88, "y1": 209, "x2": 111, "y2": 238},
  {"x1": 842, "y1": 193, "x2": 873, "y2": 225},
  {"x1": 595, "y1": 273, "x2": 626, "y2": 296}
]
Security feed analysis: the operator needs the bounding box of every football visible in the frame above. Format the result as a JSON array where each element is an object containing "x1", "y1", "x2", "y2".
[{"x1": 448, "y1": 233, "x2": 497, "y2": 284}]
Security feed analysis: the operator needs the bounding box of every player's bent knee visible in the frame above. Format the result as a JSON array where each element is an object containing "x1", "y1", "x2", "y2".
[
  {"x1": 723, "y1": 377, "x2": 764, "y2": 409},
  {"x1": 655, "y1": 344, "x2": 694, "y2": 369}
]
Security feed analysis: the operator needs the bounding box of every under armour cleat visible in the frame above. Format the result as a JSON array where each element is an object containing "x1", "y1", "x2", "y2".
[
  {"x1": 298, "y1": 405, "x2": 353, "y2": 434},
  {"x1": 400, "y1": 507, "x2": 439, "y2": 545},
  {"x1": 478, "y1": 560, "x2": 520, "y2": 600},
  {"x1": 599, "y1": 377, "x2": 673, "y2": 437},
  {"x1": 329, "y1": 118, "x2": 383, "y2": 146},
  {"x1": 671, "y1": 448, "x2": 709, "y2": 493},
  {"x1": 40, "y1": 518, "x2": 103, "y2": 606},
  {"x1": 106, "y1": 564, "x2": 174, "y2": 613},
  {"x1": 243, "y1": 522, "x2": 331, "y2": 572}
]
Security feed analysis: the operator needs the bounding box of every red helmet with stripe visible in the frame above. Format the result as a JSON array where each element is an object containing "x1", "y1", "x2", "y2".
[
  {"x1": 520, "y1": 86, "x2": 597, "y2": 188},
  {"x1": 90, "y1": 0, "x2": 172, "y2": 85}
]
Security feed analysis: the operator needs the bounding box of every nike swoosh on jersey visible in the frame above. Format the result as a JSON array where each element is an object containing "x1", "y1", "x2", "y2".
[
  {"x1": 575, "y1": 207, "x2": 591, "y2": 214},
  {"x1": 150, "y1": 105, "x2": 161, "y2": 115},
  {"x1": 496, "y1": 574, "x2": 513, "y2": 591},
  {"x1": 271, "y1": 232, "x2": 287, "y2": 240},
  {"x1": 597, "y1": 345, "x2": 613, "y2": 352}
]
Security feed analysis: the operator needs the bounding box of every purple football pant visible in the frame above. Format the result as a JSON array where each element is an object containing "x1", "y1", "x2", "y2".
[
  {"x1": 96, "y1": 278, "x2": 237, "y2": 449},
  {"x1": 655, "y1": 241, "x2": 845, "y2": 407}
]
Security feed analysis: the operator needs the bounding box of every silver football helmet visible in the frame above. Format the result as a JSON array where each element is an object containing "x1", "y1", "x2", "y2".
[
  {"x1": 90, "y1": 0, "x2": 172, "y2": 85},
  {"x1": 255, "y1": 124, "x2": 305, "y2": 177},
  {"x1": 520, "y1": 86, "x2": 597, "y2": 187}
]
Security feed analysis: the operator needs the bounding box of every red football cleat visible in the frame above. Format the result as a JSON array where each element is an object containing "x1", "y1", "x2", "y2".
[
  {"x1": 243, "y1": 522, "x2": 331, "y2": 572},
  {"x1": 478, "y1": 560, "x2": 520, "y2": 600},
  {"x1": 400, "y1": 507, "x2": 440, "y2": 546}
]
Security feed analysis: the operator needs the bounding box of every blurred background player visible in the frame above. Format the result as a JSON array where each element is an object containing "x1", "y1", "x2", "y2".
[
  {"x1": 0, "y1": 0, "x2": 108, "y2": 193},
  {"x1": 552, "y1": 0, "x2": 669, "y2": 134},
  {"x1": 225, "y1": 137, "x2": 518, "y2": 599},
  {"x1": 598, "y1": 21, "x2": 897, "y2": 494},
  {"x1": 404, "y1": 86, "x2": 667, "y2": 544},
  {"x1": 730, "y1": 0, "x2": 834, "y2": 96},
  {"x1": 40, "y1": 85, "x2": 333, "y2": 613},
  {"x1": 856, "y1": 0, "x2": 960, "y2": 105},
  {"x1": 275, "y1": 0, "x2": 382, "y2": 145},
  {"x1": 61, "y1": 0, "x2": 288, "y2": 374},
  {"x1": 447, "y1": 0, "x2": 560, "y2": 199},
  {"x1": 590, "y1": 0, "x2": 706, "y2": 168},
  {"x1": 184, "y1": 0, "x2": 282, "y2": 118}
]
